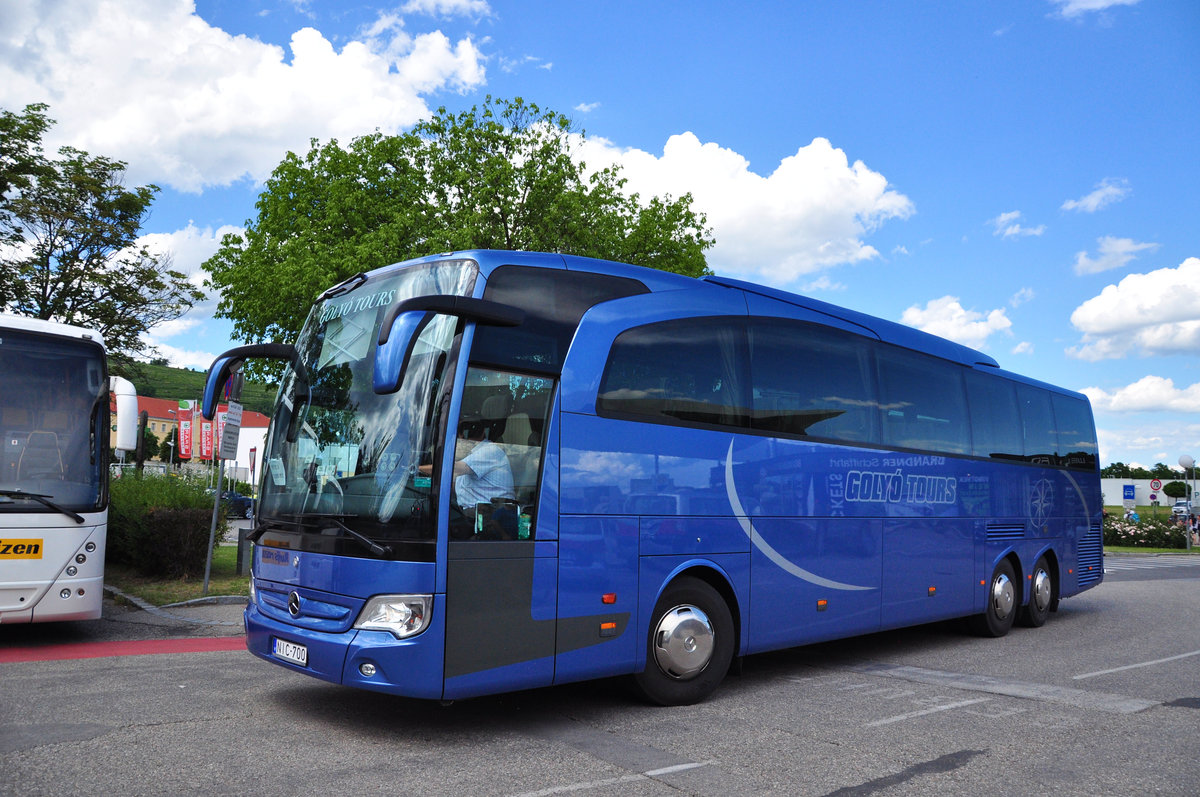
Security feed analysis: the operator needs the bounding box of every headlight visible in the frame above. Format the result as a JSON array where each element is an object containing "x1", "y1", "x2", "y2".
[{"x1": 354, "y1": 594, "x2": 432, "y2": 638}]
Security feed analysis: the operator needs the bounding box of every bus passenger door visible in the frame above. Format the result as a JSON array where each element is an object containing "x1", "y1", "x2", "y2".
[{"x1": 442, "y1": 368, "x2": 558, "y2": 700}]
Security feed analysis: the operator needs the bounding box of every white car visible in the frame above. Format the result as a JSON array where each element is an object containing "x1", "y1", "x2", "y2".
[{"x1": 1171, "y1": 499, "x2": 1192, "y2": 516}]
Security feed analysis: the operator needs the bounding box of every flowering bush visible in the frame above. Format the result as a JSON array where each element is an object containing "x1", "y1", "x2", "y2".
[{"x1": 1103, "y1": 516, "x2": 1188, "y2": 549}]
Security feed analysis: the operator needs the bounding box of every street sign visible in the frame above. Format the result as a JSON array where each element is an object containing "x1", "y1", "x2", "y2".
[
  {"x1": 1150, "y1": 478, "x2": 1163, "y2": 491},
  {"x1": 219, "y1": 401, "x2": 242, "y2": 460},
  {"x1": 1123, "y1": 484, "x2": 1135, "y2": 501}
]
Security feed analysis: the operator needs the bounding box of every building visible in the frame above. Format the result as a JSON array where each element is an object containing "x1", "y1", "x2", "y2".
[{"x1": 108, "y1": 394, "x2": 269, "y2": 477}]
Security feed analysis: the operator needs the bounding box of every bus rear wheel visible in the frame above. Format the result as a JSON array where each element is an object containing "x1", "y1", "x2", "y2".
[
  {"x1": 970, "y1": 559, "x2": 1017, "y2": 637},
  {"x1": 1019, "y1": 556, "x2": 1053, "y2": 628},
  {"x1": 634, "y1": 577, "x2": 734, "y2": 706}
]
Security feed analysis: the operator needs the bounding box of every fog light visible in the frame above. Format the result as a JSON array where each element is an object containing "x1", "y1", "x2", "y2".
[
  {"x1": 60, "y1": 589, "x2": 71, "y2": 599},
  {"x1": 75, "y1": 554, "x2": 86, "y2": 564},
  {"x1": 85, "y1": 542, "x2": 96, "y2": 553},
  {"x1": 66, "y1": 565, "x2": 78, "y2": 576},
  {"x1": 359, "y1": 662, "x2": 377, "y2": 677}
]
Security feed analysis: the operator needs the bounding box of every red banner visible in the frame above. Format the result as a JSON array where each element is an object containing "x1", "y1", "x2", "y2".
[
  {"x1": 179, "y1": 408, "x2": 193, "y2": 459},
  {"x1": 200, "y1": 420, "x2": 213, "y2": 460}
]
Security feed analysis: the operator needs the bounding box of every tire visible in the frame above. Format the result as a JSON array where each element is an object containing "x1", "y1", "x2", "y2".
[
  {"x1": 633, "y1": 577, "x2": 734, "y2": 706},
  {"x1": 244, "y1": 504, "x2": 253, "y2": 519},
  {"x1": 970, "y1": 559, "x2": 1018, "y2": 637},
  {"x1": 1019, "y1": 556, "x2": 1053, "y2": 628}
]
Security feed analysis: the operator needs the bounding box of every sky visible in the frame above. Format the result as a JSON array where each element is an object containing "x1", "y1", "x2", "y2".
[{"x1": 1, "y1": 0, "x2": 1197, "y2": 470}]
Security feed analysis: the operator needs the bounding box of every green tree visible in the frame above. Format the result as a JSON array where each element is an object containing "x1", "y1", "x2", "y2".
[
  {"x1": 159, "y1": 427, "x2": 179, "y2": 464},
  {"x1": 1150, "y1": 462, "x2": 1175, "y2": 479},
  {"x1": 1101, "y1": 462, "x2": 1132, "y2": 478},
  {"x1": 1162, "y1": 481, "x2": 1190, "y2": 499},
  {"x1": 204, "y1": 96, "x2": 714, "y2": 345},
  {"x1": 0, "y1": 104, "x2": 203, "y2": 359}
]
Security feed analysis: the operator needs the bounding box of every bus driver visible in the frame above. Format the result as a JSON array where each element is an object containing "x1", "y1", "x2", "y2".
[{"x1": 419, "y1": 394, "x2": 515, "y2": 520}]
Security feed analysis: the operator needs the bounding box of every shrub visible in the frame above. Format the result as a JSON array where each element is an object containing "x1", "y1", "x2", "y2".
[
  {"x1": 109, "y1": 472, "x2": 229, "y2": 577},
  {"x1": 1103, "y1": 515, "x2": 1187, "y2": 549}
]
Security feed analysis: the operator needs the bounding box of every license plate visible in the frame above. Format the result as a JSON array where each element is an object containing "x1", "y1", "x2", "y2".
[{"x1": 273, "y1": 637, "x2": 308, "y2": 667}]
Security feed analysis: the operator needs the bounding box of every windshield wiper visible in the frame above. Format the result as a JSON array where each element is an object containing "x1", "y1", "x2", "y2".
[
  {"x1": 244, "y1": 518, "x2": 295, "y2": 543},
  {"x1": 281, "y1": 512, "x2": 394, "y2": 559},
  {"x1": 0, "y1": 489, "x2": 85, "y2": 524}
]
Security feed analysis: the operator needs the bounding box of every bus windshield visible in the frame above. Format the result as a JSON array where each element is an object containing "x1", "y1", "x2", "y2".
[
  {"x1": 257, "y1": 261, "x2": 477, "y2": 556},
  {"x1": 0, "y1": 329, "x2": 108, "y2": 514}
]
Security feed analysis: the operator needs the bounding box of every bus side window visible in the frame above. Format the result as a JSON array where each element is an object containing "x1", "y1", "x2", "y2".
[
  {"x1": 1017, "y1": 385, "x2": 1057, "y2": 465},
  {"x1": 875, "y1": 345, "x2": 970, "y2": 455},
  {"x1": 747, "y1": 320, "x2": 877, "y2": 443},
  {"x1": 1051, "y1": 393, "x2": 1098, "y2": 470},
  {"x1": 454, "y1": 368, "x2": 553, "y2": 540},
  {"x1": 597, "y1": 318, "x2": 749, "y2": 429},
  {"x1": 965, "y1": 372, "x2": 1023, "y2": 461}
]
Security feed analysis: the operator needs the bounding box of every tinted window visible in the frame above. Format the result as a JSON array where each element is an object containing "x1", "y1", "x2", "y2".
[
  {"x1": 1017, "y1": 385, "x2": 1057, "y2": 465},
  {"x1": 965, "y1": 371, "x2": 1024, "y2": 460},
  {"x1": 876, "y1": 345, "x2": 970, "y2": 454},
  {"x1": 477, "y1": 266, "x2": 648, "y2": 374},
  {"x1": 747, "y1": 320, "x2": 878, "y2": 443},
  {"x1": 1052, "y1": 393, "x2": 1098, "y2": 471},
  {"x1": 598, "y1": 318, "x2": 750, "y2": 428}
]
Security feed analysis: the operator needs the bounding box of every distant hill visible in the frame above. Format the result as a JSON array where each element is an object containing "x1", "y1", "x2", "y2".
[{"x1": 122, "y1": 362, "x2": 278, "y2": 416}]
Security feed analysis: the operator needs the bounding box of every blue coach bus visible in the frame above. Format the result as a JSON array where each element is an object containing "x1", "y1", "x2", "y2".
[{"x1": 203, "y1": 250, "x2": 1101, "y2": 705}]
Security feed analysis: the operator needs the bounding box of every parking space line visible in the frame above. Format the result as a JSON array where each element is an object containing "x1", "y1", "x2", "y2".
[
  {"x1": 1074, "y1": 649, "x2": 1200, "y2": 680},
  {"x1": 508, "y1": 762, "x2": 714, "y2": 797},
  {"x1": 847, "y1": 661, "x2": 1158, "y2": 714},
  {"x1": 866, "y1": 697, "x2": 991, "y2": 727}
]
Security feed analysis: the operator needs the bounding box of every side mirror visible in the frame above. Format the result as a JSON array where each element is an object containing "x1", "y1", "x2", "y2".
[
  {"x1": 373, "y1": 310, "x2": 433, "y2": 394},
  {"x1": 109, "y1": 375, "x2": 138, "y2": 452},
  {"x1": 373, "y1": 296, "x2": 524, "y2": 395},
  {"x1": 203, "y1": 343, "x2": 298, "y2": 419}
]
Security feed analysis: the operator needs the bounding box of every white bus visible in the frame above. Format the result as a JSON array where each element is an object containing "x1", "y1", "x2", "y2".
[{"x1": 0, "y1": 314, "x2": 137, "y2": 623}]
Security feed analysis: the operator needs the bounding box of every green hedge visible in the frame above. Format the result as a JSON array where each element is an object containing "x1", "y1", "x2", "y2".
[{"x1": 109, "y1": 473, "x2": 228, "y2": 578}]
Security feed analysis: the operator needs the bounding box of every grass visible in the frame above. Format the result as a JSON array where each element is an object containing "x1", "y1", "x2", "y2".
[
  {"x1": 106, "y1": 544, "x2": 251, "y2": 606},
  {"x1": 119, "y1": 361, "x2": 277, "y2": 416},
  {"x1": 1105, "y1": 545, "x2": 1199, "y2": 555}
]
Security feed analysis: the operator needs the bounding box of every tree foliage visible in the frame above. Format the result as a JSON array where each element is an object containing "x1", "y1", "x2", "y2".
[
  {"x1": 1101, "y1": 461, "x2": 1184, "y2": 480},
  {"x1": 204, "y1": 97, "x2": 714, "y2": 344},
  {"x1": 0, "y1": 103, "x2": 203, "y2": 359}
]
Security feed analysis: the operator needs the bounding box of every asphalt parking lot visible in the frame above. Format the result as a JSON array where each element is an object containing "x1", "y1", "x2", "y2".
[{"x1": 2, "y1": 555, "x2": 1198, "y2": 796}]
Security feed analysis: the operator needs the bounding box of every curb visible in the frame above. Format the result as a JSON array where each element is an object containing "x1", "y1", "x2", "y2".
[{"x1": 104, "y1": 585, "x2": 246, "y2": 628}]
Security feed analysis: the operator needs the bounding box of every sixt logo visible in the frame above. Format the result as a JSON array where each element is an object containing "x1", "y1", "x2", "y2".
[{"x1": 0, "y1": 539, "x2": 43, "y2": 558}]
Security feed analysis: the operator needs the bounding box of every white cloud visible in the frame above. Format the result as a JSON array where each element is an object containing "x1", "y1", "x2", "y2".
[
  {"x1": 574, "y1": 133, "x2": 914, "y2": 286},
  {"x1": 135, "y1": 222, "x2": 243, "y2": 367},
  {"x1": 400, "y1": 0, "x2": 491, "y2": 17},
  {"x1": 1061, "y1": 178, "x2": 1129, "y2": 212},
  {"x1": 899, "y1": 296, "x2": 1012, "y2": 350},
  {"x1": 0, "y1": 0, "x2": 486, "y2": 192},
  {"x1": 1011, "y1": 341, "x2": 1033, "y2": 355},
  {"x1": 1048, "y1": 0, "x2": 1141, "y2": 19},
  {"x1": 574, "y1": 102, "x2": 601, "y2": 113},
  {"x1": 1068, "y1": 257, "x2": 1200, "y2": 359},
  {"x1": 137, "y1": 222, "x2": 244, "y2": 298},
  {"x1": 1010, "y1": 287, "x2": 1035, "y2": 307},
  {"x1": 799, "y1": 276, "x2": 846, "y2": 292},
  {"x1": 988, "y1": 211, "x2": 1045, "y2": 238},
  {"x1": 1072, "y1": 235, "x2": 1159, "y2": 275},
  {"x1": 1081, "y1": 376, "x2": 1200, "y2": 413}
]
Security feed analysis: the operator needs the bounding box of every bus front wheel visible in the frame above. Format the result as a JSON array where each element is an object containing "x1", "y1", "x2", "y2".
[
  {"x1": 971, "y1": 559, "x2": 1018, "y2": 637},
  {"x1": 634, "y1": 577, "x2": 734, "y2": 706}
]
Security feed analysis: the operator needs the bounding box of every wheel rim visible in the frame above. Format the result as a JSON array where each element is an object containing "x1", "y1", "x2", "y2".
[
  {"x1": 1032, "y1": 567, "x2": 1051, "y2": 612},
  {"x1": 651, "y1": 604, "x2": 715, "y2": 680},
  {"x1": 991, "y1": 572, "x2": 1015, "y2": 621}
]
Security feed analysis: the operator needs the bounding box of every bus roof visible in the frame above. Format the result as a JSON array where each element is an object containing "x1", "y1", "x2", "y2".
[
  {"x1": 391, "y1": 251, "x2": 999, "y2": 370},
  {"x1": 0, "y1": 312, "x2": 107, "y2": 348}
]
